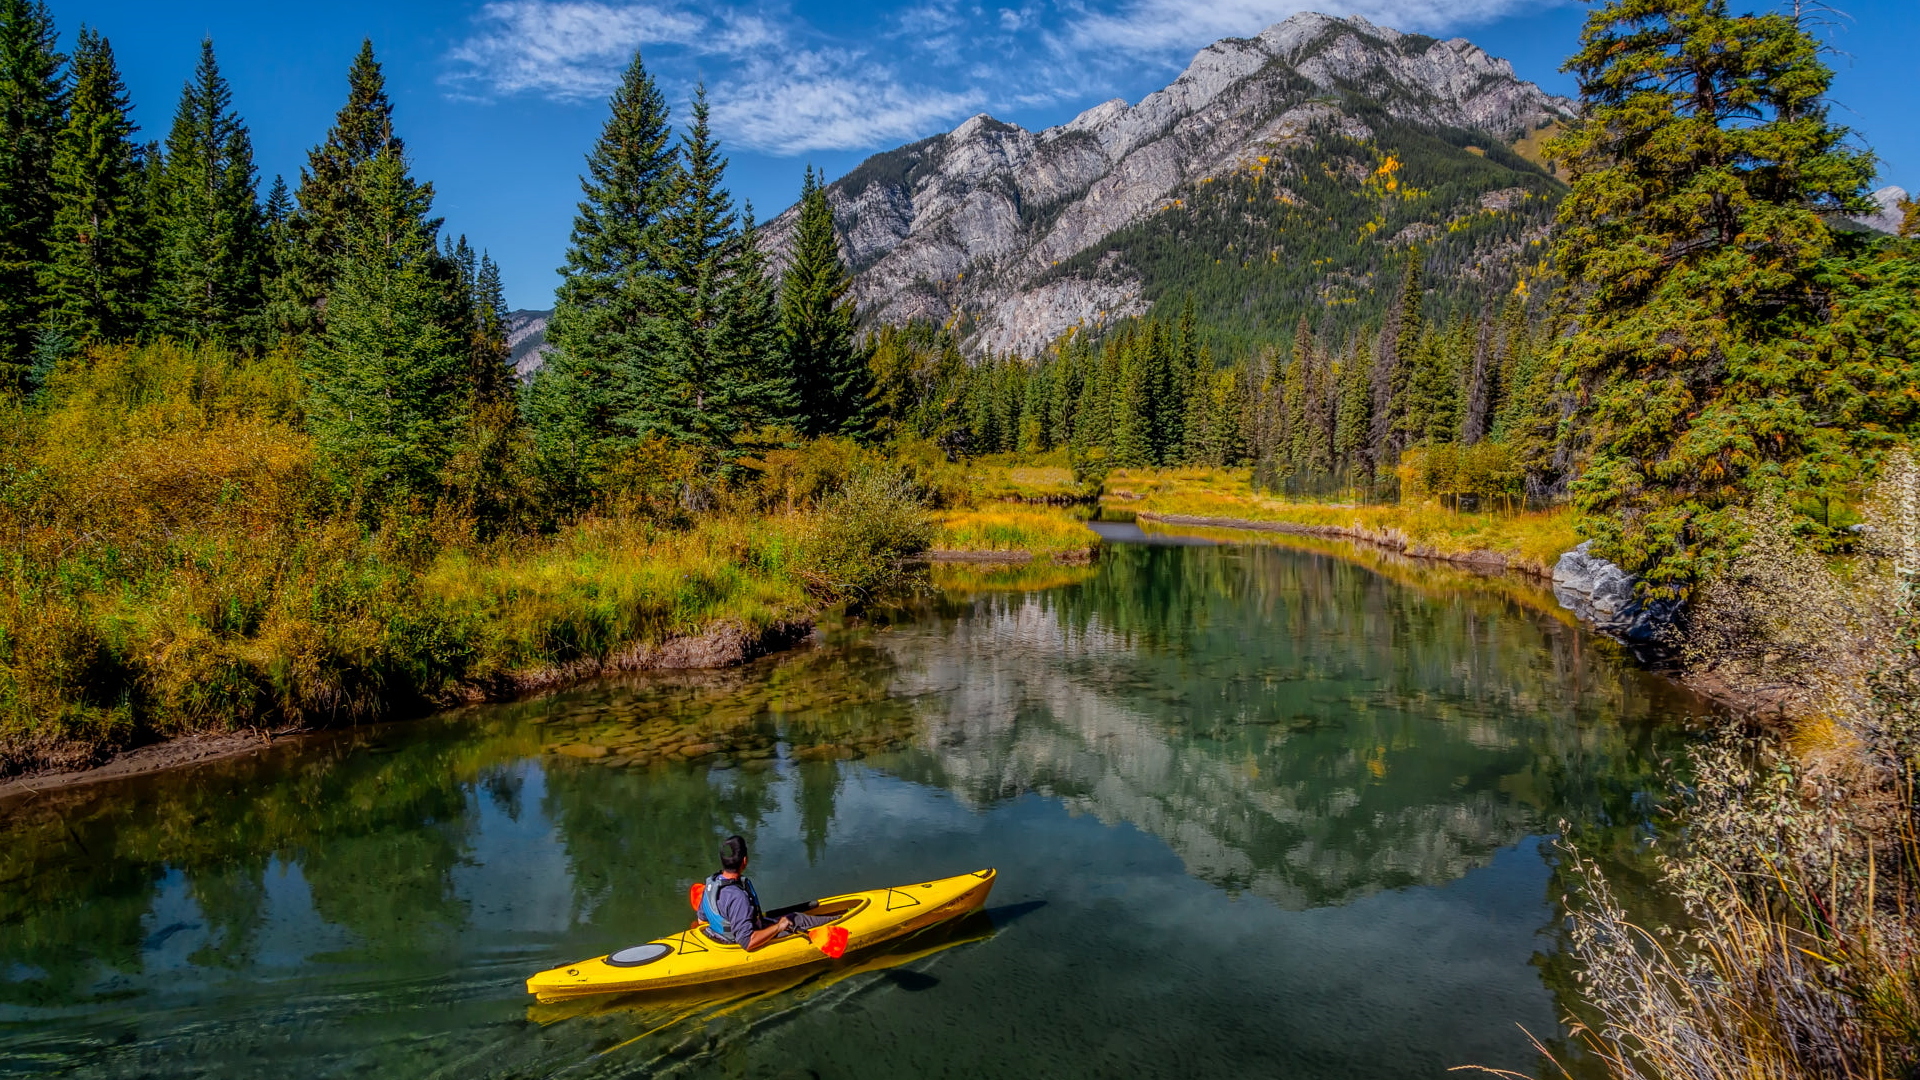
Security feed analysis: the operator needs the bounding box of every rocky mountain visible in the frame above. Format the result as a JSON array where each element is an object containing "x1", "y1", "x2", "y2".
[
  {"x1": 1850, "y1": 185, "x2": 1911, "y2": 235},
  {"x1": 507, "y1": 309, "x2": 552, "y2": 378},
  {"x1": 762, "y1": 11, "x2": 1576, "y2": 355}
]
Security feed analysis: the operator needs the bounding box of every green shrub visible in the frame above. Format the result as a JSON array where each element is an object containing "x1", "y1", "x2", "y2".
[{"x1": 798, "y1": 470, "x2": 935, "y2": 600}]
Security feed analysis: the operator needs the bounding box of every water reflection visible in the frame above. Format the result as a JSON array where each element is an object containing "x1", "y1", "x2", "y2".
[{"x1": 0, "y1": 540, "x2": 1701, "y2": 1078}]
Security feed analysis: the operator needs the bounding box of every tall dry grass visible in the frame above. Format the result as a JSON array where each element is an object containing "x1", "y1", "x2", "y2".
[
  {"x1": 1546, "y1": 456, "x2": 1920, "y2": 1080},
  {"x1": 0, "y1": 342, "x2": 934, "y2": 775}
]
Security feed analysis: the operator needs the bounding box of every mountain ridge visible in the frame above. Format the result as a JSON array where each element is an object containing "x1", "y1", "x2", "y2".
[{"x1": 762, "y1": 11, "x2": 1576, "y2": 355}]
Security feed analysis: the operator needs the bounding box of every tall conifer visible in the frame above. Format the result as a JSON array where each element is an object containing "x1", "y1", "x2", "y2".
[
  {"x1": 305, "y1": 149, "x2": 465, "y2": 506},
  {"x1": 1551, "y1": 0, "x2": 1877, "y2": 594},
  {"x1": 530, "y1": 49, "x2": 676, "y2": 482},
  {"x1": 1460, "y1": 313, "x2": 1496, "y2": 444},
  {"x1": 782, "y1": 165, "x2": 865, "y2": 437},
  {"x1": 155, "y1": 40, "x2": 264, "y2": 345},
  {"x1": 42, "y1": 28, "x2": 147, "y2": 345},
  {"x1": 287, "y1": 40, "x2": 403, "y2": 338},
  {"x1": 0, "y1": 0, "x2": 64, "y2": 383},
  {"x1": 1334, "y1": 338, "x2": 1373, "y2": 472},
  {"x1": 642, "y1": 87, "x2": 784, "y2": 449}
]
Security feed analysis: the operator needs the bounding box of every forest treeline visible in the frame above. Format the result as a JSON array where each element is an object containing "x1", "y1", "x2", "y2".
[
  {"x1": 0, "y1": 5, "x2": 911, "y2": 769},
  {"x1": 0, "y1": 2, "x2": 871, "y2": 519}
]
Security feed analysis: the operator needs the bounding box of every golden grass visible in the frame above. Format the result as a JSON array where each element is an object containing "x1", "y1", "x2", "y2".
[
  {"x1": 1107, "y1": 466, "x2": 1580, "y2": 575},
  {"x1": 931, "y1": 505, "x2": 1096, "y2": 556},
  {"x1": 967, "y1": 458, "x2": 1082, "y2": 502}
]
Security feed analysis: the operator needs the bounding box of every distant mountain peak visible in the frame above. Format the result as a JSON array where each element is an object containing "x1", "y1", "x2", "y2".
[{"x1": 762, "y1": 12, "x2": 1573, "y2": 354}]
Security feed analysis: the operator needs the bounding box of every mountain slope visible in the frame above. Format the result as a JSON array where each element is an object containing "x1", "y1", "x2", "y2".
[{"x1": 763, "y1": 11, "x2": 1574, "y2": 355}]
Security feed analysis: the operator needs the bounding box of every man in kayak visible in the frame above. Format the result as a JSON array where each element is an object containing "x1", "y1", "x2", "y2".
[{"x1": 699, "y1": 835, "x2": 831, "y2": 951}]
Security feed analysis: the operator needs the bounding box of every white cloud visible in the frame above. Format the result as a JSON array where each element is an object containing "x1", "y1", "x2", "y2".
[
  {"x1": 443, "y1": 0, "x2": 1565, "y2": 156},
  {"x1": 444, "y1": 1, "x2": 707, "y2": 99},
  {"x1": 445, "y1": 0, "x2": 986, "y2": 151},
  {"x1": 708, "y1": 50, "x2": 986, "y2": 154}
]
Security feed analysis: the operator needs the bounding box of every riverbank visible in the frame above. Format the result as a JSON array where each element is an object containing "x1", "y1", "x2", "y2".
[
  {"x1": 1105, "y1": 467, "x2": 1579, "y2": 577},
  {"x1": 0, "y1": 344, "x2": 949, "y2": 779},
  {"x1": 929, "y1": 504, "x2": 1099, "y2": 563}
]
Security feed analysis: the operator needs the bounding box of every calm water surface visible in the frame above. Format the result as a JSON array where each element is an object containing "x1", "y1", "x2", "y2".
[{"x1": 0, "y1": 537, "x2": 1704, "y2": 1078}]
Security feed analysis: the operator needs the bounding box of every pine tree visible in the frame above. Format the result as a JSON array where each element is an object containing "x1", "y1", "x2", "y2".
[
  {"x1": 1334, "y1": 337, "x2": 1373, "y2": 472},
  {"x1": 0, "y1": 0, "x2": 64, "y2": 384},
  {"x1": 1109, "y1": 330, "x2": 1152, "y2": 468},
  {"x1": 286, "y1": 40, "x2": 404, "y2": 338},
  {"x1": 1551, "y1": 0, "x2": 1877, "y2": 595},
  {"x1": 471, "y1": 252, "x2": 513, "y2": 407},
  {"x1": 305, "y1": 148, "x2": 465, "y2": 506},
  {"x1": 531, "y1": 49, "x2": 676, "y2": 480},
  {"x1": 155, "y1": 40, "x2": 264, "y2": 346},
  {"x1": 1460, "y1": 312, "x2": 1496, "y2": 444},
  {"x1": 641, "y1": 89, "x2": 787, "y2": 451},
  {"x1": 41, "y1": 27, "x2": 148, "y2": 346},
  {"x1": 782, "y1": 165, "x2": 866, "y2": 437}
]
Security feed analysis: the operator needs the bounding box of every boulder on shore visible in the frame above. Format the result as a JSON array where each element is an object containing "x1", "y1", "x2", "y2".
[{"x1": 1551, "y1": 541, "x2": 1680, "y2": 645}]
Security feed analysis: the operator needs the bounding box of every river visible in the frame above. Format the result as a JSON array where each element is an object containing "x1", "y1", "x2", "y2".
[{"x1": 0, "y1": 530, "x2": 1704, "y2": 1078}]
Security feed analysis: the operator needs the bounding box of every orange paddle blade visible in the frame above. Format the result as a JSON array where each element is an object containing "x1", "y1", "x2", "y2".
[
  {"x1": 809, "y1": 925, "x2": 850, "y2": 958},
  {"x1": 689, "y1": 882, "x2": 706, "y2": 912}
]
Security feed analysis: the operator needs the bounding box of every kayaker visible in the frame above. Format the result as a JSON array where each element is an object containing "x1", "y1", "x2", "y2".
[{"x1": 699, "y1": 835, "x2": 830, "y2": 951}]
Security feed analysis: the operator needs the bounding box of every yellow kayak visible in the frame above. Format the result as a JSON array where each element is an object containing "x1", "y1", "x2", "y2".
[{"x1": 526, "y1": 868, "x2": 996, "y2": 1003}]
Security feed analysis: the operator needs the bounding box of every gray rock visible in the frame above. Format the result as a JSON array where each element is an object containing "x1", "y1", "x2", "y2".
[
  {"x1": 1551, "y1": 541, "x2": 1679, "y2": 645},
  {"x1": 759, "y1": 11, "x2": 1576, "y2": 357}
]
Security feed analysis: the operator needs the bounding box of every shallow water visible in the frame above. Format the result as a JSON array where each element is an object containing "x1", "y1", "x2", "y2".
[{"x1": 0, "y1": 537, "x2": 1704, "y2": 1078}]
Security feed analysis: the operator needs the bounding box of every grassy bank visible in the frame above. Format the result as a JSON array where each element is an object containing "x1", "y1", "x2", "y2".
[
  {"x1": 1106, "y1": 466, "x2": 1580, "y2": 575},
  {"x1": 0, "y1": 343, "x2": 932, "y2": 776},
  {"x1": 931, "y1": 505, "x2": 1097, "y2": 559}
]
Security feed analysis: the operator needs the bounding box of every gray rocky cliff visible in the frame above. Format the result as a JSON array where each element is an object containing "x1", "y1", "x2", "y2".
[
  {"x1": 761, "y1": 11, "x2": 1575, "y2": 355},
  {"x1": 507, "y1": 309, "x2": 552, "y2": 379}
]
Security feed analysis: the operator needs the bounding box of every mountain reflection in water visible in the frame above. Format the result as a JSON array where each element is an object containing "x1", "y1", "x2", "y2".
[{"x1": 0, "y1": 540, "x2": 1701, "y2": 1079}]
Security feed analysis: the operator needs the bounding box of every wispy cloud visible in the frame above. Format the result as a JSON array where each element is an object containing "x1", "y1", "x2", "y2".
[
  {"x1": 444, "y1": 0, "x2": 989, "y2": 152},
  {"x1": 709, "y1": 50, "x2": 985, "y2": 154},
  {"x1": 444, "y1": 1, "x2": 707, "y2": 99},
  {"x1": 444, "y1": 0, "x2": 1564, "y2": 155}
]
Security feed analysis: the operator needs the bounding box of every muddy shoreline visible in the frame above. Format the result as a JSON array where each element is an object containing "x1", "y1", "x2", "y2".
[{"x1": 0, "y1": 617, "x2": 817, "y2": 803}]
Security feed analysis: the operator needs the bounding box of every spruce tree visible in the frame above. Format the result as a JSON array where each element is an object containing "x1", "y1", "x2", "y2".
[
  {"x1": 531, "y1": 49, "x2": 676, "y2": 481},
  {"x1": 1109, "y1": 330, "x2": 1152, "y2": 468},
  {"x1": 0, "y1": 0, "x2": 64, "y2": 384},
  {"x1": 471, "y1": 251, "x2": 513, "y2": 407},
  {"x1": 1551, "y1": 0, "x2": 1877, "y2": 595},
  {"x1": 641, "y1": 88, "x2": 785, "y2": 450},
  {"x1": 42, "y1": 27, "x2": 148, "y2": 346},
  {"x1": 782, "y1": 165, "x2": 865, "y2": 437},
  {"x1": 155, "y1": 40, "x2": 265, "y2": 346},
  {"x1": 287, "y1": 40, "x2": 404, "y2": 338},
  {"x1": 1460, "y1": 312, "x2": 1496, "y2": 444},
  {"x1": 305, "y1": 148, "x2": 465, "y2": 506},
  {"x1": 1334, "y1": 337, "x2": 1373, "y2": 473},
  {"x1": 261, "y1": 173, "x2": 301, "y2": 342}
]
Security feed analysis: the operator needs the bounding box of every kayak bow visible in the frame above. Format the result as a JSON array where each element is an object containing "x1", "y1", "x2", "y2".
[{"x1": 525, "y1": 867, "x2": 996, "y2": 1002}]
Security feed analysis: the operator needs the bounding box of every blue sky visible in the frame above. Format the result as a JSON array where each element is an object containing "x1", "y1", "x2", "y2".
[{"x1": 49, "y1": 0, "x2": 1920, "y2": 310}]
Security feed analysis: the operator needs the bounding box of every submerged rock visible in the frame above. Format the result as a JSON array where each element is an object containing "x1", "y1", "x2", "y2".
[{"x1": 1551, "y1": 541, "x2": 1680, "y2": 646}]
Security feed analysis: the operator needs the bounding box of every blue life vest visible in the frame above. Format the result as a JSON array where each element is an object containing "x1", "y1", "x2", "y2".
[{"x1": 698, "y1": 873, "x2": 761, "y2": 942}]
